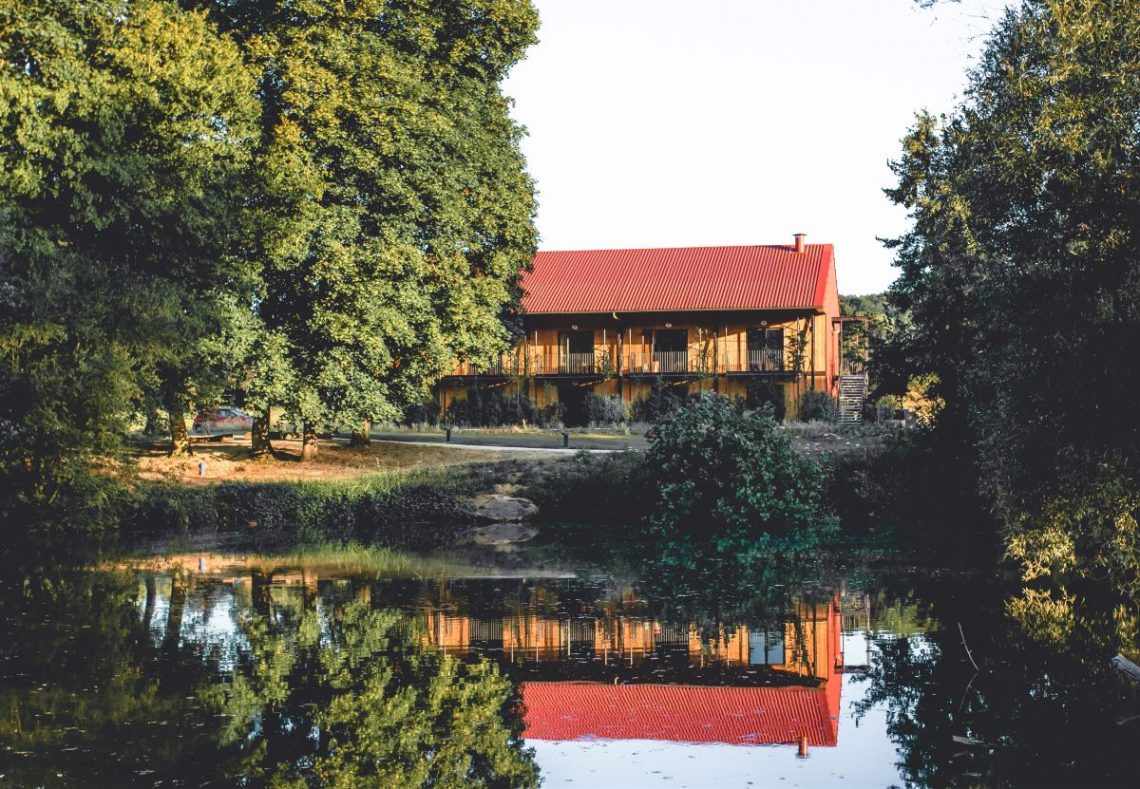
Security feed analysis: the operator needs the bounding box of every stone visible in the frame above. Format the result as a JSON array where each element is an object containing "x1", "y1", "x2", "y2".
[
  {"x1": 469, "y1": 493, "x2": 538, "y2": 522},
  {"x1": 467, "y1": 522, "x2": 539, "y2": 546}
]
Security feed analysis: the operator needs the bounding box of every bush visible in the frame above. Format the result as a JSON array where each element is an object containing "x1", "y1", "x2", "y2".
[
  {"x1": 644, "y1": 394, "x2": 835, "y2": 563},
  {"x1": 583, "y1": 394, "x2": 627, "y2": 426},
  {"x1": 121, "y1": 471, "x2": 484, "y2": 551},
  {"x1": 525, "y1": 450, "x2": 650, "y2": 530},
  {"x1": 444, "y1": 387, "x2": 566, "y2": 428},
  {"x1": 745, "y1": 380, "x2": 786, "y2": 421},
  {"x1": 796, "y1": 390, "x2": 837, "y2": 422},
  {"x1": 447, "y1": 387, "x2": 525, "y2": 427},
  {"x1": 402, "y1": 401, "x2": 440, "y2": 426},
  {"x1": 631, "y1": 380, "x2": 689, "y2": 423}
]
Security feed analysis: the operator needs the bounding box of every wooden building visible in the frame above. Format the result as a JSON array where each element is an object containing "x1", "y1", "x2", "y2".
[{"x1": 440, "y1": 235, "x2": 844, "y2": 422}]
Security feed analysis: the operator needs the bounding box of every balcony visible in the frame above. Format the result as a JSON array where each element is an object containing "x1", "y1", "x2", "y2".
[
  {"x1": 745, "y1": 349, "x2": 784, "y2": 373},
  {"x1": 625, "y1": 351, "x2": 690, "y2": 375},
  {"x1": 446, "y1": 347, "x2": 792, "y2": 378},
  {"x1": 557, "y1": 352, "x2": 597, "y2": 375}
]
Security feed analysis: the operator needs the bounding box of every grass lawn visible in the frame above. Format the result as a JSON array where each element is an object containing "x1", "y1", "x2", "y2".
[{"x1": 131, "y1": 434, "x2": 551, "y2": 485}]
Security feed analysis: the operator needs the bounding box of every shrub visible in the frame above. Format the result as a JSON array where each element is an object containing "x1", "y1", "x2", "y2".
[
  {"x1": 446, "y1": 387, "x2": 529, "y2": 427},
  {"x1": 120, "y1": 471, "x2": 483, "y2": 551},
  {"x1": 631, "y1": 380, "x2": 689, "y2": 423},
  {"x1": 745, "y1": 380, "x2": 786, "y2": 421},
  {"x1": 583, "y1": 393, "x2": 627, "y2": 426},
  {"x1": 402, "y1": 401, "x2": 440, "y2": 426},
  {"x1": 644, "y1": 394, "x2": 835, "y2": 562},
  {"x1": 796, "y1": 390, "x2": 837, "y2": 422},
  {"x1": 525, "y1": 450, "x2": 651, "y2": 531}
]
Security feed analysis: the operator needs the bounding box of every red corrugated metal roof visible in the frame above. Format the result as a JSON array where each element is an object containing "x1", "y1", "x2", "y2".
[
  {"x1": 521, "y1": 681, "x2": 840, "y2": 746},
  {"x1": 520, "y1": 245, "x2": 834, "y2": 315}
]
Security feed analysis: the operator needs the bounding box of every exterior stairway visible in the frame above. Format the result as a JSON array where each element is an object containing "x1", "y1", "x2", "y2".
[{"x1": 838, "y1": 375, "x2": 867, "y2": 424}]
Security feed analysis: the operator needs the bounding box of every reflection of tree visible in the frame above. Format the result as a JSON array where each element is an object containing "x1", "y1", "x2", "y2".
[
  {"x1": 637, "y1": 547, "x2": 830, "y2": 639},
  {"x1": 0, "y1": 573, "x2": 538, "y2": 787},
  {"x1": 214, "y1": 599, "x2": 539, "y2": 787},
  {"x1": 851, "y1": 575, "x2": 1140, "y2": 787},
  {"x1": 0, "y1": 572, "x2": 231, "y2": 784}
]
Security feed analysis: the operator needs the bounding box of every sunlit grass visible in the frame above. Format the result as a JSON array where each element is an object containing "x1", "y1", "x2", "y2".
[{"x1": 108, "y1": 543, "x2": 496, "y2": 580}]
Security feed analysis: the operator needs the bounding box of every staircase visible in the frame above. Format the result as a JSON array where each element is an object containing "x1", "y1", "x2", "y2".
[{"x1": 838, "y1": 375, "x2": 867, "y2": 424}]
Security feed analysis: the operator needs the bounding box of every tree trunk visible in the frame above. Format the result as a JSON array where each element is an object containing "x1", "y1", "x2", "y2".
[
  {"x1": 167, "y1": 396, "x2": 191, "y2": 457},
  {"x1": 143, "y1": 408, "x2": 162, "y2": 436},
  {"x1": 162, "y1": 574, "x2": 188, "y2": 661},
  {"x1": 142, "y1": 575, "x2": 157, "y2": 631},
  {"x1": 350, "y1": 419, "x2": 371, "y2": 447},
  {"x1": 300, "y1": 420, "x2": 319, "y2": 461},
  {"x1": 250, "y1": 408, "x2": 272, "y2": 459}
]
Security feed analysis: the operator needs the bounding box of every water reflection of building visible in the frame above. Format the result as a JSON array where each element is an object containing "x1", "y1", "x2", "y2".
[
  {"x1": 421, "y1": 594, "x2": 844, "y2": 747},
  {"x1": 134, "y1": 568, "x2": 846, "y2": 749}
]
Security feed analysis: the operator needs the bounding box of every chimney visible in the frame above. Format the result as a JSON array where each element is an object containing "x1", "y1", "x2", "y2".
[{"x1": 794, "y1": 233, "x2": 806, "y2": 253}]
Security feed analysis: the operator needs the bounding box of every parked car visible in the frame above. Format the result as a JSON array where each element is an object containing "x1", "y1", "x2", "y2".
[{"x1": 192, "y1": 407, "x2": 254, "y2": 436}]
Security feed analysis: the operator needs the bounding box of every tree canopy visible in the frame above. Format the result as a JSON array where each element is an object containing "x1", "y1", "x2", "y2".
[
  {"x1": 189, "y1": 0, "x2": 539, "y2": 457},
  {"x1": 883, "y1": 0, "x2": 1140, "y2": 588},
  {"x1": 1, "y1": 0, "x2": 540, "y2": 537},
  {"x1": 0, "y1": 0, "x2": 260, "y2": 531}
]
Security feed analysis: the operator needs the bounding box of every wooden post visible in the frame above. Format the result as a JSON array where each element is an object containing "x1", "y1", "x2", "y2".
[
  {"x1": 810, "y1": 315, "x2": 817, "y2": 391},
  {"x1": 617, "y1": 331, "x2": 624, "y2": 402}
]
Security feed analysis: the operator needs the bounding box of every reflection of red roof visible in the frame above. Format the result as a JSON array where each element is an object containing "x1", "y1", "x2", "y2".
[
  {"x1": 520, "y1": 245, "x2": 834, "y2": 315},
  {"x1": 522, "y1": 681, "x2": 840, "y2": 746}
]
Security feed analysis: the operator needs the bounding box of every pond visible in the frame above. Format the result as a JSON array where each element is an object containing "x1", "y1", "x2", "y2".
[{"x1": 1, "y1": 549, "x2": 1138, "y2": 787}]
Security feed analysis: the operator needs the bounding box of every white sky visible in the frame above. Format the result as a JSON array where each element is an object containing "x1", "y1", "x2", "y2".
[{"x1": 503, "y1": 0, "x2": 1013, "y2": 295}]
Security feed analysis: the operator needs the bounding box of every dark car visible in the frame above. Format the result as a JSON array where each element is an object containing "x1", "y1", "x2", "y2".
[{"x1": 192, "y1": 407, "x2": 254, "y2": 436}]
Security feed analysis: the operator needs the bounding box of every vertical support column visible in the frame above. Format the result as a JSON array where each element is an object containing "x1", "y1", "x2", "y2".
[{"x1": 810, "y1": 315, "x2": 817, "y2": 391}]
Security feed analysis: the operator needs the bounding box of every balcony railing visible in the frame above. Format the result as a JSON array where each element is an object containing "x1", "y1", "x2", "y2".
[
  {"x1": 447, "y1": 348, "x2": 792, "y2": 377},
  {"x1": 558, "y1": 352, "x2": 596, "y2": 375},
  {"x1": 746, "y1": 349, "x2": 785, "y2": 372}
]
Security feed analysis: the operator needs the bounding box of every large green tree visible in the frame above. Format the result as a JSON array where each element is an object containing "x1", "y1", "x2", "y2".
[
  {"x1": 0, "y1": 0, "x2": 260, "y2": 536},
  {"x1": 884, "y1": 0, "x2": 1140, "y2": 586},
  {"x1": 189, "y1": 0, "x2": 540, "y2": 459}
]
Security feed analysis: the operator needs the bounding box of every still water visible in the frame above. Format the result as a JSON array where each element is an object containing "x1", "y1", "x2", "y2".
[{"x1": 1, "y1": 552, "x2": 1138, "y2": 787}]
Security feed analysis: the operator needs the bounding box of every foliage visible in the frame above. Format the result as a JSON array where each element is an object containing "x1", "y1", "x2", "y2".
[
  {"x1": 0, "y1": 0, "x2": 260, "y2": 535},
  {"x1": 123, "y1": 471, "x2": 489, "y2": 551},
  {"x1": 216, "y1": 600, "x2": 538, "y2": 788},
  {"x1": 582, "y1": 393, "x2": 628, "y2": 426},
  {"x1": 630, "y1": 379, "x2": 690, "y2": 423},
  {"x1": 524, "y1": 450, "x2": 651, "y2": 531},
  {"x1": 446, "y1": 387, "x2": 562, "y2": 428},
  {"x1": 744, "y1": 380, "x2": 786, "y2": 421},
  {"x1": 0, "y1": 571, "x2": 539, "y2": 786},
  {"x1": 884, "y1": 0, "x2": 1140, "y2": 593},
  {"x1": 644, "y1": 394, "x2": 835, "y2": 563},
  {"x1": 185, "y1": 0, "x2": 540, "y2": 438},
  {"x1": 825, "y1": 428, "x2": 993, "y2": 558},
  {"x1": 1005, "y1": 459, "x2": 1139, "y2": 597},
  {"x1": 795, "y1": 390, "x2": 837, "y2": 423},
  {"x1": 402, "y1": 400, "x2": 442, "y2": 427},
  {"x1": 839, "y1": 293, "x2": 888, "y2": 376}
]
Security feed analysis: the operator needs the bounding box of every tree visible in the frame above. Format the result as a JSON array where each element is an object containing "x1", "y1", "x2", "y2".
[
  {"x1": 187, "y1": 0, "x2": 540, "y2": 460},
  {"x1": 0, "y1": 0, "x2": 259, "y2": 535},
  {"x1": 884, "y1": 0, "x2": 1140, "y2": 588}
]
